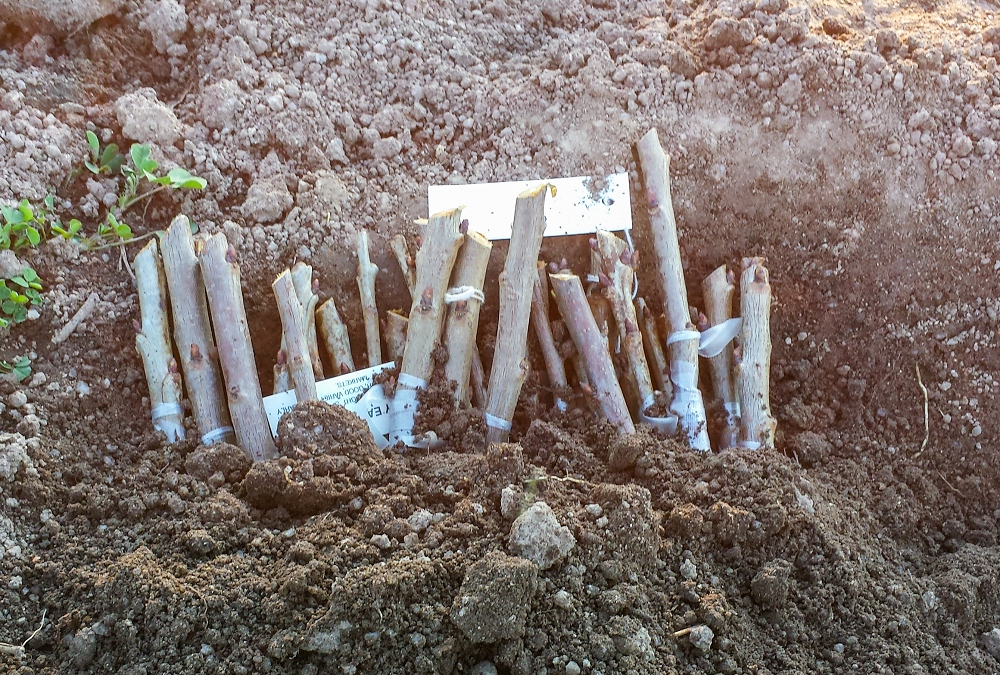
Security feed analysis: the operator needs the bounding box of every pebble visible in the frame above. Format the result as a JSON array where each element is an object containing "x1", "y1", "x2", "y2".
[
  {"x1": 565, "y1": 661, "x2": 581, "y2": 675},
  {"x1": 469, "y1": 661, "x2": 498, "y2": 675},
  {"x1": 7, "y1": 391, "x2": 27, "y2": 408},
  {"x1": 554, "y1": 589, "x2": 573, "y2": 609},
  {"x1": 680, "y1": 559, "x2": 698, "y2": 580},
  {"x1": 508, "y1": 502, "x2": 576, "y2": 570},
  {"x1": 370, "y1": 534, "x2": 391, "y2": 549},
  {"x1": 689, "y1": 624, "x2": 715, "y2": 652}
]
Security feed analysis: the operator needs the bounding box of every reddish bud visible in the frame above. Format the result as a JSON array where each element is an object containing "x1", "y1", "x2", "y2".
[
  {"x1": 697, "y1": 313, "x2": 709, "y2": 332},
  {"x1": 225, "y1": 245, "x2": 238, "y2": 264},
  {"x1": 419, "y1": 286, "x2": 434, "y2": 309},
  {"x1": 598, "y1": 273, "x2": 613, "y2": 288},
  {"x1": 755, "y1": 266, "x2": 768, "y2": 284},
  {"x1": 460, "y1": 219, "x2": 469, "y2": 234},
  {"x1": 547, "y1": 261, "x2": 560, "y2": 274},
  {"x1": 726, "y1": 268, "x2": 736, "y2": 286},
  {"x1": 312, "y1": 278, "x2": 320, "y2": 293},
  {"x1": 588, "y1": 237, "x2": 598, "y2": 250},
  {"x1": 341, "y1": 362, "x2": 351, "y2": 375},
  {"x1": 190, "y1": 343, "x2": 203, "y2": 361},
  {"x1": 276, "y1": 350, "x2": 287, "y2": 365},
  {"x1": 646, "y1": 189, "x2": 658, "y2": 208},
  {"x1": 132, "y1": 319, "x2": 141, "y2": 333}
]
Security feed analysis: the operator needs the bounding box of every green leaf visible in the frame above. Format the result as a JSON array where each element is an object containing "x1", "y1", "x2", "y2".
[
  {"x1": 17, "y1": 200, "x2": 34, "y2": 222},
  {"x1": 25, "y1": 226, "x2": 40, "y2": 246},
  {"x1": 166, "y1": 167, "x2": 207, "y2": 189},
  {"x1": 44, "y1": 194, "x2": 55, "y2": 210},
  {"x1": 20, "y1": 268, "x2": 39, "y2": 283},
  {"x1": 85, "y1": 161, "x2": 101, "y2": 175},
  {"x1": 2, "y1": 204, "x2": 25, "y2": 225},
  {"x1": 130, "y1": 144, "x2": 158, "y2": 176},
  {"x1": 87, "y1": 130, "x2": 100, "y2": 162}
]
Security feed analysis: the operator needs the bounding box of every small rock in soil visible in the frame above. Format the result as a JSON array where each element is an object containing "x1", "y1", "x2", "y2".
[
  {"x1": 508, "y1": 501, "x2": 576, "y2": 570},
  {"x1": 981, "y1": 628, "x2": 1000, "y2": 660},
  {"x1": 688, "y1": 624, "x2": 715, "y2": 652},
  {"x1": 69, "y1": 626, "x2": 98, "y2": 667},
  {"x1": 450, "y1": 550, "x2": 537, "y2": 643},
  {"x1": 751, "y1": 559, "x2": 792, "y2": 609}
]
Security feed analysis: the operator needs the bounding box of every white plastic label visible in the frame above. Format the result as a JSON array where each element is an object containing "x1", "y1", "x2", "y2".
[
  {"x1": 262, "y1": 362, "x2": 394, "y2": 437},
  {"x1": 428, "y1": 173, "x2": 632, "y2": 241}
]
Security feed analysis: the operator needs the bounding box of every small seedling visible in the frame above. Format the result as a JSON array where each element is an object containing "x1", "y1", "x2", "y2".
[
  {"x1": 84, "y1": 130, "x2": 125, "y2": 176},
  {"x1": 0, "y1": 200, "x2": 43, "y2": 250},
  {"x1": 0, "y1": 355, "x2": 31, "y2": 382},
  {"x1": 0, "y1": 267, "x2": 43, "y2": 328}
]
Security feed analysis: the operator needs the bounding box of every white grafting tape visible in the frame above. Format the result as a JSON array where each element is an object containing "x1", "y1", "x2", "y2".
[
  {"x1": 739, "y1": 440, "x2": 761, "y2": 450},
  {"x1": 670, "y1": 361, "x2": 710, "y2": 451},
  {"x1": 151, "y1": 402, "x2": 183, "y2": 419},
  {"x1": 666, "y1": 329, "x2": 701, "y2": 346},
  {"x1": 444, "y1": 286, "x2": 486, "y2": 304},
  {"x1": 201, "y1": 426, "x2": 234, "y2": 445},
  {"x1": 698, "y1": 318, "x2": 743, "y2": 358},
  {"x1": 639, "y1": 393, "x2": 678, "y2": 434},
  {"x1": 484, "y1": 413, "x2": 512, "y2": 431}
]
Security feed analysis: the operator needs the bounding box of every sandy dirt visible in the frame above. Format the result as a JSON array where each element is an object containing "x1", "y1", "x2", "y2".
[{"x1": 3, "y1": 0, "x2": 1000, "y2": 673}]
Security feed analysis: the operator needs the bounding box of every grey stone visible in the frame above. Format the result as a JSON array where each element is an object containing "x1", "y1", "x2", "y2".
[
  {"x1": 69, "y1": 627, "x2": 98, "y2": 667},
  {"x1": 689, "y1": 624, "x2": 715, "y2": 652},
  {"x1": 508, "y1": 501, "x2": 575, "y2": 570},
  {"x1": 981, "y1": 628, "x2": 1000, "y2": 661}
]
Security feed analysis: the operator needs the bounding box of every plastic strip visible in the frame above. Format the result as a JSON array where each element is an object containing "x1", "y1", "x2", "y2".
[
  {"x1": 698, "y1": 318, "x2": 743, "y2": 358},
  {"x1": 638, "y1": 393, "x2": 678, "y2": 434},
  {"x1": 670, "y1": 362, "x2": 711, "y2": 451},
  {"x1": 151, "y1": 402, "x2": 183, "y2": 419},
  {"x1": 666, "y1": 329, "x2": 701, "y2": 346},
  {"x1": 200, "y1": 426, "x2": 234, "y2": 445},
  {"x1": 484, "y1": 413, "x2": 512, "y2": 431},
  {"x1": 444, "y1": 286, "x2": 486, "y2": 304},
  {"x1": 739, "y1": 440, "x2": 761, "y2": 451}
]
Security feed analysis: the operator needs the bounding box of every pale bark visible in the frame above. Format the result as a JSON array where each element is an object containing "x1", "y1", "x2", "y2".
[
  {"x1": 702, "y1": 265, "x2": 740, "y2": 449},
  {"x1": 390, "y1": 234, "x2": 416, "y2": 298},
  {"x1": 317, "y1": 298, "x2": 356, "y2": 374},
  {"x1": 290, "y1": 262, "x2": 323, "y2": 378},
  {"x1": 637, "y1": 298, "x2": 670, "y2": 396},
  {"x1": 200, "y1": 233, "x2": 276, "y2": 462},
  {"x1": 470, "y1": 347, "x2": 488, "y2": 410},
  {"x1": 385, "y1": 310, "x2": 409, "y2": 363},
  {"x1": 160, "y1": 215, "x2": 233, "y2": 445},
  {"x1": 442, "y1": 230, "x2": 492, "y2": 405},
  {"x1": 357, "y1": 229, "x2": 382, "y2": 367},
  {"x1": 637, "y1": 128, "x2": 710, "y2": 451},
  {"x1": 134, "y1": 239, "x2": 185, "y2": 442},
  {"x1": 273, "y1": 270, "x2": 318, "y2": 402},
  {"x1": 399, "y1": 208, "x2": 464, "y2": 387},
  {"x1": 485, "y1": 184, "x2": 548, "y2": 443},
  {"x1": 550, "y1": 273, "x2": 635, "y2": 434},
  {"x1": 531, "y1": 261, "x2": 568, "y2": 410},
  {"x1": 737, "y1": 258, "x2": 776, "y2": 449},
  {"x1": 51, "y1": 292, "x2": 98, "y2": 344},
  {"x1": 595, "y1": 230, "x2": 655, "y2": 410}
]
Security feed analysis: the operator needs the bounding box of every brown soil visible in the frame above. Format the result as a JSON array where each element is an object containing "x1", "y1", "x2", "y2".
[{"x1": 3, "y1": 0, "x2": 1000, "y2": 673}]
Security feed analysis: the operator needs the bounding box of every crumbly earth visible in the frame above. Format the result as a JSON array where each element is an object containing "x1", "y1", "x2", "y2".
[{"x1": 2, "y1": 0, "x2": 1000, "y2": 673}]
